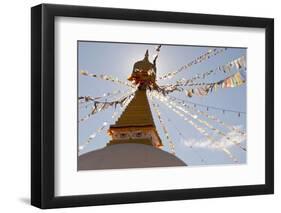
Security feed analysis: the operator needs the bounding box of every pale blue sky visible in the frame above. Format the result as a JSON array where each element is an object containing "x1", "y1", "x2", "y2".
[{"x1": 78, "y1": 41, "x2": 247, "y2": 166}]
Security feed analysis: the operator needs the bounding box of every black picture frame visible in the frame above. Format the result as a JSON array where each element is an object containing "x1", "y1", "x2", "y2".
[{"x1": 31, "y1": 3, "x2": 274, "y2": 209}]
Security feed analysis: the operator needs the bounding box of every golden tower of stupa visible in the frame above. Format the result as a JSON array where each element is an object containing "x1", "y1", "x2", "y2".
[{"x1": 107, "y1": 50, "x2": 163, "y2": 148}]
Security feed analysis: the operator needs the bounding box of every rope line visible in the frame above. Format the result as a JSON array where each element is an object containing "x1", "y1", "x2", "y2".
[
  {"x1": 150, "y1": 98, "x2": 176, "y2": 155},
  {"x1": 158, "y1": 47, "x2": 227, "y2": 80},
  {"x1": 169, "y1": 95, "x2": 246, "y2": 114}
]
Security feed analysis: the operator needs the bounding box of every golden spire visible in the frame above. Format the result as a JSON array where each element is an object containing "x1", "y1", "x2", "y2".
[{"x1": 107, "y1": 51, "x2": 163, "y2": 148}]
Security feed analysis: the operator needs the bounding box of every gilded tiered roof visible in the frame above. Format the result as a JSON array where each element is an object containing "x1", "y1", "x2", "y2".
[{"x1": 110, "y1": 89, "x2": 155, "y2": 128}]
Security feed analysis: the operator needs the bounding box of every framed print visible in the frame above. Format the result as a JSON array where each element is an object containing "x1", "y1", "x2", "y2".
[{"x1": 31, "y1": 4, "x2": 274, "y2": 209}]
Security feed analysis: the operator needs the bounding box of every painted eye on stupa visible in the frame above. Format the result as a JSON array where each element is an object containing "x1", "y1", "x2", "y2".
[
  {"x1": 136, "y1": 132, "x2": 142, "y2": 137},
  {"x1": 120, "y1": 133, "x2": 127, "y2": 138}
]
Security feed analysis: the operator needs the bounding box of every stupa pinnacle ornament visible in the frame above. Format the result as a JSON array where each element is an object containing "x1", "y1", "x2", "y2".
[{"x1": 128, "y1": 50, "x2": 159, "y2": 90}]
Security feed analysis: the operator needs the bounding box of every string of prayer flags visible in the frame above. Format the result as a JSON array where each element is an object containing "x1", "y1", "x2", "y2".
[
  {"x1": 170, "y1": 97, "x2": 246, "y2": 151},
  {"x1": 168, "y1": 95, "x2": 246, "y2": 136},
  {"x1": 158, "y1": 48, "x2": 227, "y2": 80},
  {"x1": 80, "y1": 70, "x2": 136, "y2": 88},
  {"x1": 188, "y1": 55, "x2": 245, "y2": 83},
  {"x1": 157, "y1": 84, "x2": 184, "y2": 95},
  {"x1": 79, "y1": 120, "x2": 110, "y2": 152},
  {"x1": 78, "y1": 96, "x2": 97, "y2": 105},
  {"x1": 161, "y1": 55, "x2": 246, "y2": 91},
  {"x1": 150, "y1": 91, "x2": 238, "y2": 163},
  {"x1": 186, "y1": 71, "x2": 246, "y2": 97},
  {"x1": 159, "y1": 94, "x2": 246, "y2": 151},
  {"x1": 79, "y1": 89, "x2": 136, "y2": 110},
  {"x1": 79, "y1": 92, "x2": 135, "y2": 123},
  {"x1": 168, "y1": 95, "x2": 246, "y2": 117},
  {"x1": 221, "y1": 55, "x2": 246, "y2": 73},
  {"x1": 186, "y1": 85, "x2": 211, "y2": 97},
  {"x1": 151, "y1": 100, "x2": 176, "y2": 155},
  {"x1": 79, "y1": 92, "x2": 135, "y2": 152}
]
